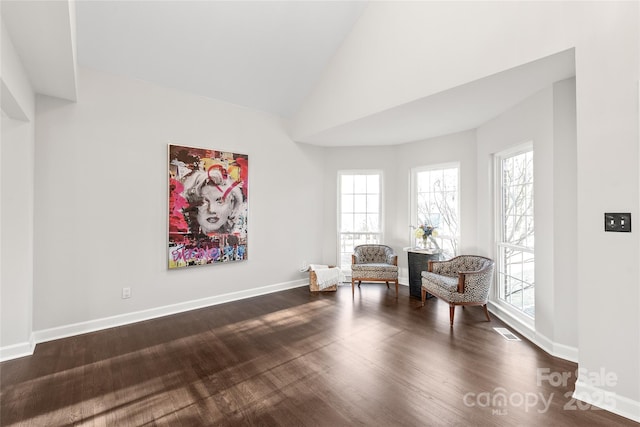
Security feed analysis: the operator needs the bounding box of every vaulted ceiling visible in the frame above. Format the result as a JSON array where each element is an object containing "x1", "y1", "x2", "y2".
[
  {"x1": 75, "y1": 1, "x2": 367, "y2": 118},
  {"x1": 1, "y1": 0, "x2": 366, "y2": 117},
  {"x1": 1, "y1": 1, "x2": 575, "y2": 147}
]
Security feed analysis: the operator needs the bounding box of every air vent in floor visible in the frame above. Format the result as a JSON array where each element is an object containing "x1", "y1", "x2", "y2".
[{"x1": 493, "y1": 327, "x2": 521, "y2": 341}]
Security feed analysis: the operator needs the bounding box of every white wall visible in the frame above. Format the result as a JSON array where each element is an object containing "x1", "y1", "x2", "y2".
[
  {"x1": 477, "y1": 81, "x2": 578, "y2": 361},
  {"x1": 0, "y1": 15, "x2": 36, "y2": 360},
  {"x1": 552, "y1": 78, "x2": 578, "y2": 350},
  {"x1": 1, "y1": 116, "x2": 35, "y2": 358},
  {"x1": 32, "y1": 67, "x2": 325, "y2": 335},
  {"x1": 297, "y1": 1, "x2": 640, "y2": 420},
  {"x1": 573, "y1": 5, "x2": 639, "y2": 418}
]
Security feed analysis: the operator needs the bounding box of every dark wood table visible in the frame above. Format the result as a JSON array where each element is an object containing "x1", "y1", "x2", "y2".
[{"x1": 406, "y1": 248, "x2": 442, "y2": 299}]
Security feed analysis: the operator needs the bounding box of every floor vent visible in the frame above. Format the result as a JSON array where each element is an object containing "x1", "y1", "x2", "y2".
[{"x1": 493, "y1": 327, "x2": 521, "y2": 341}]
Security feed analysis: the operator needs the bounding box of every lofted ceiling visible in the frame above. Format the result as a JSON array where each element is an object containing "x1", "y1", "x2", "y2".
[
  {"x1": 2, "y1": 1, "x2": 575, "y2": 146},
  {"x1": 298, "y1": 49, "x2": 576, "y2": 146},
  {"x1": 1, "y1": 0, "x2": 77, "y2": 102},
  {"x1": 75, "y1": 0, "x2": 367, "y2": 118}
]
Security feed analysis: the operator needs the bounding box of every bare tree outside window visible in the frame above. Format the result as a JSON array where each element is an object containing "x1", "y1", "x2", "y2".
[
  {"x1": 414, "y1": 166, "x2": 459, "y2": 259},
  {"x1": 338, "y1": 172, "x2": 382, "y2": 271},
  {"x1": 496, "y1": 148, "x2": 535, "y2": 318}
]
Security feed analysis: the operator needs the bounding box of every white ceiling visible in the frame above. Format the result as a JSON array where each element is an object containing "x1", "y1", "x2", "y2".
[
  {"x1": 75, "y1": 0, "x2": 367, "y2": 118},
  {"x1": 1, "y1": 0, "x2": 77, "y2": 101},
  {"x1": 299, "y1": 49, "x2": 576, "y2": 146},
  {"x1": 2, "y1": 0, "x2": 576, "y2": 146}
]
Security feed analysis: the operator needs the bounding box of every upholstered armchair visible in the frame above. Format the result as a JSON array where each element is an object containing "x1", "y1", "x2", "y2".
[
  {"x1": 421, "y1": 255, "x2": 494, "y2": 326},
  {"x1": 351, "y1": 244, "x2": 399, "y2": 297}
]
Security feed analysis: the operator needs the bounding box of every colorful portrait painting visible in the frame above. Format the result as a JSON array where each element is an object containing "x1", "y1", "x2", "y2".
[{"x1": 168, "y1": 144, "x2": 248, "y2": 268}]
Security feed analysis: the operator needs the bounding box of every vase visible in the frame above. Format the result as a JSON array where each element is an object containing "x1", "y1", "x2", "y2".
[
  {"x1": 422, "y1": 237, "x2": 430, "y2": 249},
  {"x1": 423, "y1": 235, "x2": 439, "y2": 250}
]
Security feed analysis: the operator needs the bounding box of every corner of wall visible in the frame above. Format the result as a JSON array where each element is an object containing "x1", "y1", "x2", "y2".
[
  {"x1": 0, "y1": 334, "x2": 35, "y2": 362},
  {"x1": 573, "y1": 380, "x2": 640, "y2": 423}
]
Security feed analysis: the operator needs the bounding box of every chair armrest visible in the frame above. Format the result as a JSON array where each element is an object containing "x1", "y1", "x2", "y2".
[
  {"x1": 386, "y1": 254, "x2": 398, "y2": 266},
  {"x1": 352, "y1": 254, "x2": 357, "y2": 265},
  {"x1": 456, "y1": 263, "x2": 494, "y2": 295}
]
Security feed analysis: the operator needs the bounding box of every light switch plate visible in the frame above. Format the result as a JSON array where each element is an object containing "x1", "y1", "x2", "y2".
[{"x1": 604, "y1": 213, "x2": 631, "y2": 232}]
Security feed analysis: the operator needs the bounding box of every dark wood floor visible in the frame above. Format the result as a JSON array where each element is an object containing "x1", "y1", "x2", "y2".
[{"x1": 1, "y1": 284, "x2": 637, "y2": 426}]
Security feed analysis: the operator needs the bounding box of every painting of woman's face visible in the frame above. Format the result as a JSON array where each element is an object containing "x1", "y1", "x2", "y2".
[
  {"x1": 196, "y1": 183, "x2": 236, "y2": 233},
  {"x1": 168, "y1": 144, "x2": 248, "y2": 268}
]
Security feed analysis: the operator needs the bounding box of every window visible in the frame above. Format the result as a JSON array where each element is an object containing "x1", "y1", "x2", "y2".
[
  {"x1": 338, "y1": 172, "x2": 382, "y2": 271},
  {"x1": 495, "y1": 145, "x2": 535, "y2": 319},
  {"x1": 411, "y1": 164, "x2": 460, "y2": 259}
]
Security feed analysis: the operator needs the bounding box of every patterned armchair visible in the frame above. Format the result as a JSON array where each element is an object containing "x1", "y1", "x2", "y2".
[
  {"x1": 351, "y1": 245, "x2": 399, "y2": 297},
  {"x1": 421, "y1": 255, "x2": 495, "y2": 326}
]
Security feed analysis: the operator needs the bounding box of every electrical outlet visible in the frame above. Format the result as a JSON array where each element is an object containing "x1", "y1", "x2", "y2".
[
  {"x1": 121, "y1": 287, "x2": 131, "y2": 299},
  {"x1": 604, "y1": 213, "x2": 631, "y2": 232}
]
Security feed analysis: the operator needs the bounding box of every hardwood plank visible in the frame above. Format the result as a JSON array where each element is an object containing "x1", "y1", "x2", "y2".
[{"x1": 1, "y1": 284, "x2": 637, "y2": 426}]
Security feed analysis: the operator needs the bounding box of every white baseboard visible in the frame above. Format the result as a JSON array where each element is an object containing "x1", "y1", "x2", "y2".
[
  {"x1": 574, "y1": 380, "x2": 640, "y2": 423},
  {"x1": 2, "y1": 279, "x2": 307, "y2": 361},
  {"x1": 487, "y1": 301, "x2": 578, "y2": 363},
  {"x1": 488, "y1": 302, "x2": 639, "y2": 422},
  {"x1": 0, "y1": 335, "x2": 35, "y2": 362},
  {"x1": 548, "y1": 341, "x2": 579, "y2": 363},
  {"x1": 533, "y1": 329, "x2": 579, "y2": 363}
]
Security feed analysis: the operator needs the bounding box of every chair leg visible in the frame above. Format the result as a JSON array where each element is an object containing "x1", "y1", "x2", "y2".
[
  {"x1": 483, "y1": 304, "x2": 491, "y2": 322},
  {"x1": 421, "y1": 288, "x2": 426, "y2": 306},
  {"x1": 351, "y1": 278, "x2": 355, "y2": 297},
  {"x1": 385, "y1": 281, "x2": 390, "y2": 289},
  {"x1": 357, "y1": 280, "x2": 361, "y2": 288},
  {"x1": 449, "y1": 305, "x2": 455, "y2": 326},
  {"x1": 394, "y1": 280, "x2": 399, "y2": 298}
]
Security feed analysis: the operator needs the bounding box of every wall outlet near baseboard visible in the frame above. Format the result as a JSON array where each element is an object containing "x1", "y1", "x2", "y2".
[{"x1": 122, "y1": 287, "x2": 131, "y2": 299}]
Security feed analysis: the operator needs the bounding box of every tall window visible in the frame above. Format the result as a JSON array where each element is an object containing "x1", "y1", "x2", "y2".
[
  {"x1": 495, "y1": 145, "x2": 535, "y2": 319},
  {"x1": 411, "y1": 164, "x2": 460, "y2": 259},
  {"x1": 338, "y1": 172, "x2": 382, "y2": 271}
]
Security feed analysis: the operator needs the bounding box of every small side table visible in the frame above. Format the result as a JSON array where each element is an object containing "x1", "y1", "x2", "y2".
[{"x1": 404, "y1": 248, "x2": 442, "y2": 299}]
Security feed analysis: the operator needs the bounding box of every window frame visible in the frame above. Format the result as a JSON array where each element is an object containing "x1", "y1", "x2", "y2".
[
  {"x1": 493, "y1": 142, "x2": 535, "y2": 326},
  {"x1": 409, "y1": 162, "x2": 460, "y2": 259},
  {"x1": 337, "y1": 170, "x2": 384, "y2": 272}
]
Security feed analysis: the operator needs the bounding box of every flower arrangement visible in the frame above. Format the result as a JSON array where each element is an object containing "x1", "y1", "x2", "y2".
[{"x1": 414, "y1": 224, "x2": 438, "y2": 249}]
